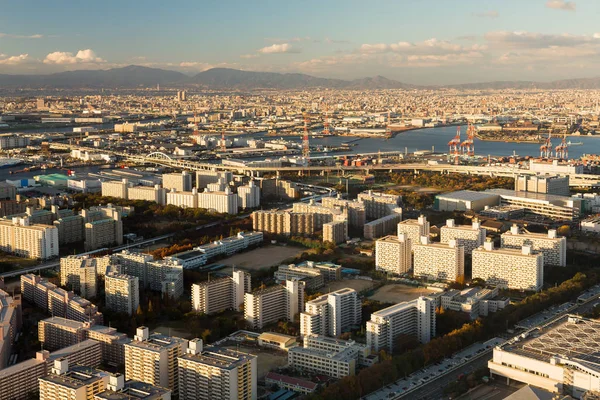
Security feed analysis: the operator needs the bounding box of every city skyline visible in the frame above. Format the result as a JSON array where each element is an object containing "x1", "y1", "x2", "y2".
[{"x1": 1, "y1": 0, "x2": 599, "y2": 84}]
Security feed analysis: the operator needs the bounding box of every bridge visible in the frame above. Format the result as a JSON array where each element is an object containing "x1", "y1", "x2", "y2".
[{"x1": 51, "y1": 143, "x2": 600, "y2": 187}]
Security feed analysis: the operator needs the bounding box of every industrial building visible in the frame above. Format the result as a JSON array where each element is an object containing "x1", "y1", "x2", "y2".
[{"x1": 435, "y1": 190, "x2": 500, "y2": 212}]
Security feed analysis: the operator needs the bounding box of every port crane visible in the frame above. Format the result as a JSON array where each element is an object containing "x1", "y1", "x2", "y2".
[
  {"x1": 539, "y1": 133, "x2": 553, "y2": 158},
  {"x1": 555, "y1": 134, "x2": 568, "y2": 159},
  {"x1": 460, "y1": 123, "x2": 476, "y2": 157},
  {"x1": 448, "y1": 126, "x2": 461, "y2": 164}
]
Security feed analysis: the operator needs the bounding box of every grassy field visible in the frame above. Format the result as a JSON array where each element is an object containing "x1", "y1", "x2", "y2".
[{"x1": 368, "y1": 283, "x2": 433, "y2": 303}]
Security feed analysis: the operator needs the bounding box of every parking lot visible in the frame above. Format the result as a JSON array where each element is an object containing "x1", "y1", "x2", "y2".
[{"x1": 364, "y1": 338, "x2": 505, "y2": 400}]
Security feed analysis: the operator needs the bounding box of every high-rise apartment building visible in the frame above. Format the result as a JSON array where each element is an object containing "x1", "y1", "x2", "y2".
[
  {"x1": 196, "y1": 170, "x2": 233, "y2": 190},
  {"x1": 472, "y1": 241, "x2": 544, "y2": 291},
  {"x1": 0, "y1": 217, "x2": 59, "y2": 259},
  {"x1": 366, "y1": 296, "x2": 436, "y2": 353},
  {"x1": 191, "y1": 270, "x2": 250, "y2": 314},
  {"x1": 375, "y1": 234, "x2": 412, "y2": 274},
  {"x1": 413, "y1": 237, "x2": 465, "y2": 282},
  {"x1": 95, "y1": 374, "x2": 172, "y2": 400},
  {"x1": 178, "y1": 339, "x2": 257, "y2": 400},
  {"x1": 101, "y1": 179, "x2": 129, "y2": 200},
  {"x1": 198, "y1": 187, "x2": 239, "y2": 214},
  {"x1": 397, "y1": 215, "x2": 430, "y2": 246},
  {"x1": 162, "y1": 171, "x2": 192, "y2": 192},
  {"x1": 363, "y1": 211, "x2": 403, "y2": 240},
  {"x1": 82, "y1": 206, "x2": 123, "y2": 251},
  {"x1": 105, "y1": 272, "x2": 139, "y2": 315},
  {"x1": 128, "y1": 185, "x2": 167, "y2": 205},
  {"x1": 440, "y1": 219, "x2": 486, "y2": 255},
  {"x1": 166, "y1": 188, "x2": 198, "y2": 209},
  {"x1": 300, "y1": 288, "x2": 361, "y2": 337},
  {"x1": 321, "y1": 196, "x2": 366, "y2": 228},
  {"x1": 38, "y1": 317, "x2": 88, "y2": 352},
  {"x1": 292, "y1": 200, "x2": 344, "y2": 230},
  {"x1": 0, "y1": 288, "x2": 21, "y2": 369},
  {"x1": 244, "y1": 280, "x2": 304, "y2": 329},
  {"x1": 60, "y1": 255, "x2": 99, "y2": 298},
  {"x1": 357, "y1": 190, "x2": 402, "y2": 220},
  {"x1": 501, "y1": 225, "x2": 566, "y2": 267},
  {"x1": 323, "y1": 220, "x2": 347, "y2": 244},
  {"x1": 124, "y1": 327, "x2": 188, "y2": 396},
  {"x1": 252, "y1": 210, "x2": 315, "y2": 236},
  {"x1": 237, "y1": 180, "x2": 261, "y2": 209},
  {"x1": 39, "y1": 359, "x2": 109, "y2": 400}
]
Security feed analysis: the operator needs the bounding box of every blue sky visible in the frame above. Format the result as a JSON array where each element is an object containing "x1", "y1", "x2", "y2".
[{"x1": 0, "y1": 0, "x2": 599, "y2": 84}]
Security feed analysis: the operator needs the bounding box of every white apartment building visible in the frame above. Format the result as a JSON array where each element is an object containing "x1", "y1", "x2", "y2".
[
  {"x1": 105, "y1": 272, "x2": 139, "y2": 315},
  {"x1": 0, "y1": 289, "x2": 21, "y2": 369},
  {"x1": 60, "y1": 255, "x2": 99, "y2": 299},
  {"x1": 244, "y1": 280, "x2": 304, "y2": 329},
  {"x1": 364, "y1": 211, "x2": 403, "y2": 240},
  {"x1": 38, "y1": 317, "x2": 88, "y2": 352},
  {"x1": 413, "y1": 237, "x2": 465, "y2": 282},
  {"x1": 300, "y1": 288, "x2": 361, "y2": 337},
  {"x1": 440, "y1": 219, "x2": 486, "y2": 255},
  {"x1": 178, "y1": 339, "x2": 257, "y2": 400},
  {"x1": 198, "y1": 187, "x2": 239, "y2": 214},
  {"x1": 0, "y1": 217, "x2": 59, "y2": 260},
  {"x1": 366, "y1": 296, "x2": 436, "y2": 353},
  {"x1": 274, "y1": 264, "x2": 324, "y2": 290},
  {"x1": 191, "y1": 270, "x2": 250, "y2": 314},
  {"x1": 357, "y1": 190, "x2": 402, "y2": 220},
  {"x1": 397, "y1": 215, "x2": 430, "y2": 246},
  {"x1": 501, "y1": 225, "x2": 567, "y2": 267},
  {"x1": 196, "y1": 170, "x2": 233, "y2": 190},
  {"x1": 101, "y1": 179, "x2": 129, "y2": 199},
  {"x1": 375, "y1": 234, "x2": 412, "y2": 275},
  {"x1": 124, "y1": 327, "x2": 188, "y2": 396},
  {"x1": 166, "y1": 188, "x2": 198, "y2": 209},
  {"x1": 489, "y1": 315, "x2": 600, "y2": 399},
  {"x1": 39, "y1": 359, "x2": 109, "y2": 400},
  {"x1": 128, "y1": 185, "x2": 167, "y2": 205},
  {"x1": 95, "y1": 375, "x2": 172, "y2": 400},
  {"x1": 472, "y1": 241, "x2": 544, "y2": 291},
  {"x1": 237, "y1": 180, "x2": 261, "y2": 209},
  {"x1": 323, "y1": 220, "x2": 347, "y2": 245},
  {"x1": 162, "y1": 171, "x2": 192, "y2": 192}
]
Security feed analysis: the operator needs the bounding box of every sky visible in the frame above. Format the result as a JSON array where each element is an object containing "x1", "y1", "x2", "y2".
[{"x1": 1, "y1": 0, "x2": 600, "y2": 84}]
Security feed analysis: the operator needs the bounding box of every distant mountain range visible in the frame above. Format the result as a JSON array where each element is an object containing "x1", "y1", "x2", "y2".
[{"x1": 0, "y1": 65, "x2": 599, "y2": 90}]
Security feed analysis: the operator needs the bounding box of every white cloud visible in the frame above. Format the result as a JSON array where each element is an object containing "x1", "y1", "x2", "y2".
[
  {"x1": 43, "y1": 49, "x2": 105, "y2": 64},
  {"x1": 240, "y1": 54, "x2": 259, "y2": 59},
  {"x1": 0, "y1": 33, "x2": 43, "y2": 39},
  {"x1": 0, "y1": 54, "x2": 30, "y2": 65},
  {"x1": 473, "y1": 11, "x2": 499, "y2": 18},
  {"x1": 258, "y1": 43, "x2": 301, "y2": 54},
  {"x1": 546, "y1": 0, "x2": 576, "y2": 11}
]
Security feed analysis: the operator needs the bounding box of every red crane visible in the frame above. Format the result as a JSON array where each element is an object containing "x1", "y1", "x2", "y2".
[
  {"x1": 540, "y1": 133, "x2": 553, "y2": 158},
  {"x1": 555, "y1": 134, "x2": 568, "y2": 159},
  {"x1": 302, "y1": 111, "x2": 310, "y2": 159},
  {"x1": 448, "y1": 126, "x2": 461, "y2": 164},
  {"x1": 460, "y1": 123, "x2": 475, "y2": 157}
]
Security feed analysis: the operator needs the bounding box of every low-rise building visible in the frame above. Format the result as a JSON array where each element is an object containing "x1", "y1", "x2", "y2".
[{"x1": 440, "y1": 287, "x2": 509, "y2": 320}]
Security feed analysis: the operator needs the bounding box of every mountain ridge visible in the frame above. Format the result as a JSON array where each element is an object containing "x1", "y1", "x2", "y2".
[{"x1": 0, "y1": 65, "x2": 598, "y2": 90}]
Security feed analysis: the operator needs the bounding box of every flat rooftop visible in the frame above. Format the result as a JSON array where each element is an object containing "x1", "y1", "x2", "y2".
[
  {"x1": 95, "y1": 380, "x2": 171, "y2": 399},
  {"x1": 437, "y1": 190, "x2": 500, "y2": 202},
  {"x1": 41, "y1": 316, "x2": 87, "y2": 330},
  {"x1": 126, "y1": 334, "x2": 186, "y2": 352},
  {"x1": 40, "y1": 366, "x2": 108, "y2": 390},
  {"x1": 179, "y1": 346, "x2": 255, "y2": 370}
]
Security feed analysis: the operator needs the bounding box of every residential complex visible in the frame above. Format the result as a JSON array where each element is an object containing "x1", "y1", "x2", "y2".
[
  {"x1": 489, "y1": 315, "x2": 600, "y2": 399},
  {"x1": 191, "y1": 270, "x2": 250, "y2": 314},
  {"x1": 95, "y1": 375, "x2": 172, "y2": 400},
  {"x1": 105, "y1": 272, "x2": 140, "y2": 315},
  {"x1": 366, "y1": 296, "x2": 436, "y2": 353},
  {"x1": 60, "y1": 255, "x2": 99, "y2": 298},
  {"x1": 178, "y1": 338, "x2": 257, "y2": 400},
  {"x1": 275, "y1": 264, "x2": 324, "y2": 290},
  {"x1": 124, "y1": 327, "x2": 188, "y2": 396},
  {"x1": 439, "y1": 219, "x2": 486, "y2": 255},
  {"x1": 0, "y1": 217, "x2": 59, "y2": 260},
  {"x1": 323, "y1": 220, "x2": 347, "y2": 244},
  {"x1": 0, "y1": 288, "x2": 22, "y2": 369},
  {"x1": 413, "y1": 237, "x2": 465, "y2": 282},
  {"x1": 375, "y1": 234, "x2": 412, "y2": 275},
  {"x1": 501, "y1": 225, "x2": 567, "y2": 267},
  {"x1": 357, "y1": 190, "x2": 402, "y2": 220},
  {"x1": 244, "y1": 280, "x2": 305, "y2": 329},
  {"x1": 251, "y1": 210, "x2": 315, "y2": 236},
  {"x1": 472, "y1": 242, "x2": 544, "y2": 291},
  {"x1": 300, "y1": 288, "x2": 361, "y2": 337},
  {"x1": 321, "y1": 195, "x2": 366, "y2": 228},
  {"x1": 397, "y1": 215, "x2": 430, "y2": 245},
  {"x1": 162, "y1": 171, "x2": 192, "y2": 192},
  {"x1": 39, "y1": 359, "x2": 109, "y2": 400},
  {"x1": 363, "y1": 211, "x2": 403, "y2": 240}
]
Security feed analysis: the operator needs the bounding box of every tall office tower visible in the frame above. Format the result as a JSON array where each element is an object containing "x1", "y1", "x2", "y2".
[
  {"x1": 60, "y1": 255, "x2": 98, "y2": 298},
  {"x1": 472, "y1": 242, "x2": 544, "y2": 291},
  {"x1": 244, "y1": 280, "x2": 305, "y2": 329},
  {"x1": 323, "y1": 220, "x2": 347, "y2": 245},
  {"x1": 191, "y1": 270, "x2": 250, "y2": 315},
  {"x1": 413, "y1": 237, "x2": 465, "y2": 282},
  {"x1": 366, "y1": 296, "x2": 436, "y2": 353},
  {"x1": 501, "y1": 225, "x2": 566, "y2": 267},
  {"x1": 105, "y1": 272, "x2": 140, "y2": 315},
  {"x1": 198, "y1": 187, "x2": 239, "y2": 214},
  {"x1": 515, "y1": 173, "x2": 570, "y2": 196},
  {"x1": 357, "y1": 190, "x2": 402, "y2": 220},
  {"x1": 375, "y1": 233, "x2": 412, "y2": 274},
  {"x1": 162, "y1": 171, "x2": 192, "y2": 192},
  {"x1": 124, "y1": 327, "x2": 188, "y2": 396},
  {"x1": 300, "y1": 288, "x2": 361, "y2": 337},
  {"x1": 39, "y1": 358, "x2": 109, "y2": 400},
  {"x1": 0, "y1": 217, "x2": 59, "y2": 259},
  {"x1": 397, "y1": 215, "x2": 430, "y2": 246},
  {"x1": 95, "y1": 373, "x2": 172, "y2": 400},
  {"x1": 237, "y1": 180, "x2": 261, "y2": 209},
  {"x1": 440, "y1": 219, "x2": 486, "y2": 255},
  {"x1": 178, "y1": 338, "x2": 257, "y2": 400},
  {"x1": 101, "y1": 179, "x2": 129, "y2": 199},
  {"x1": 196, "y1": 170, "x2": 233, "y2": 190}
]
